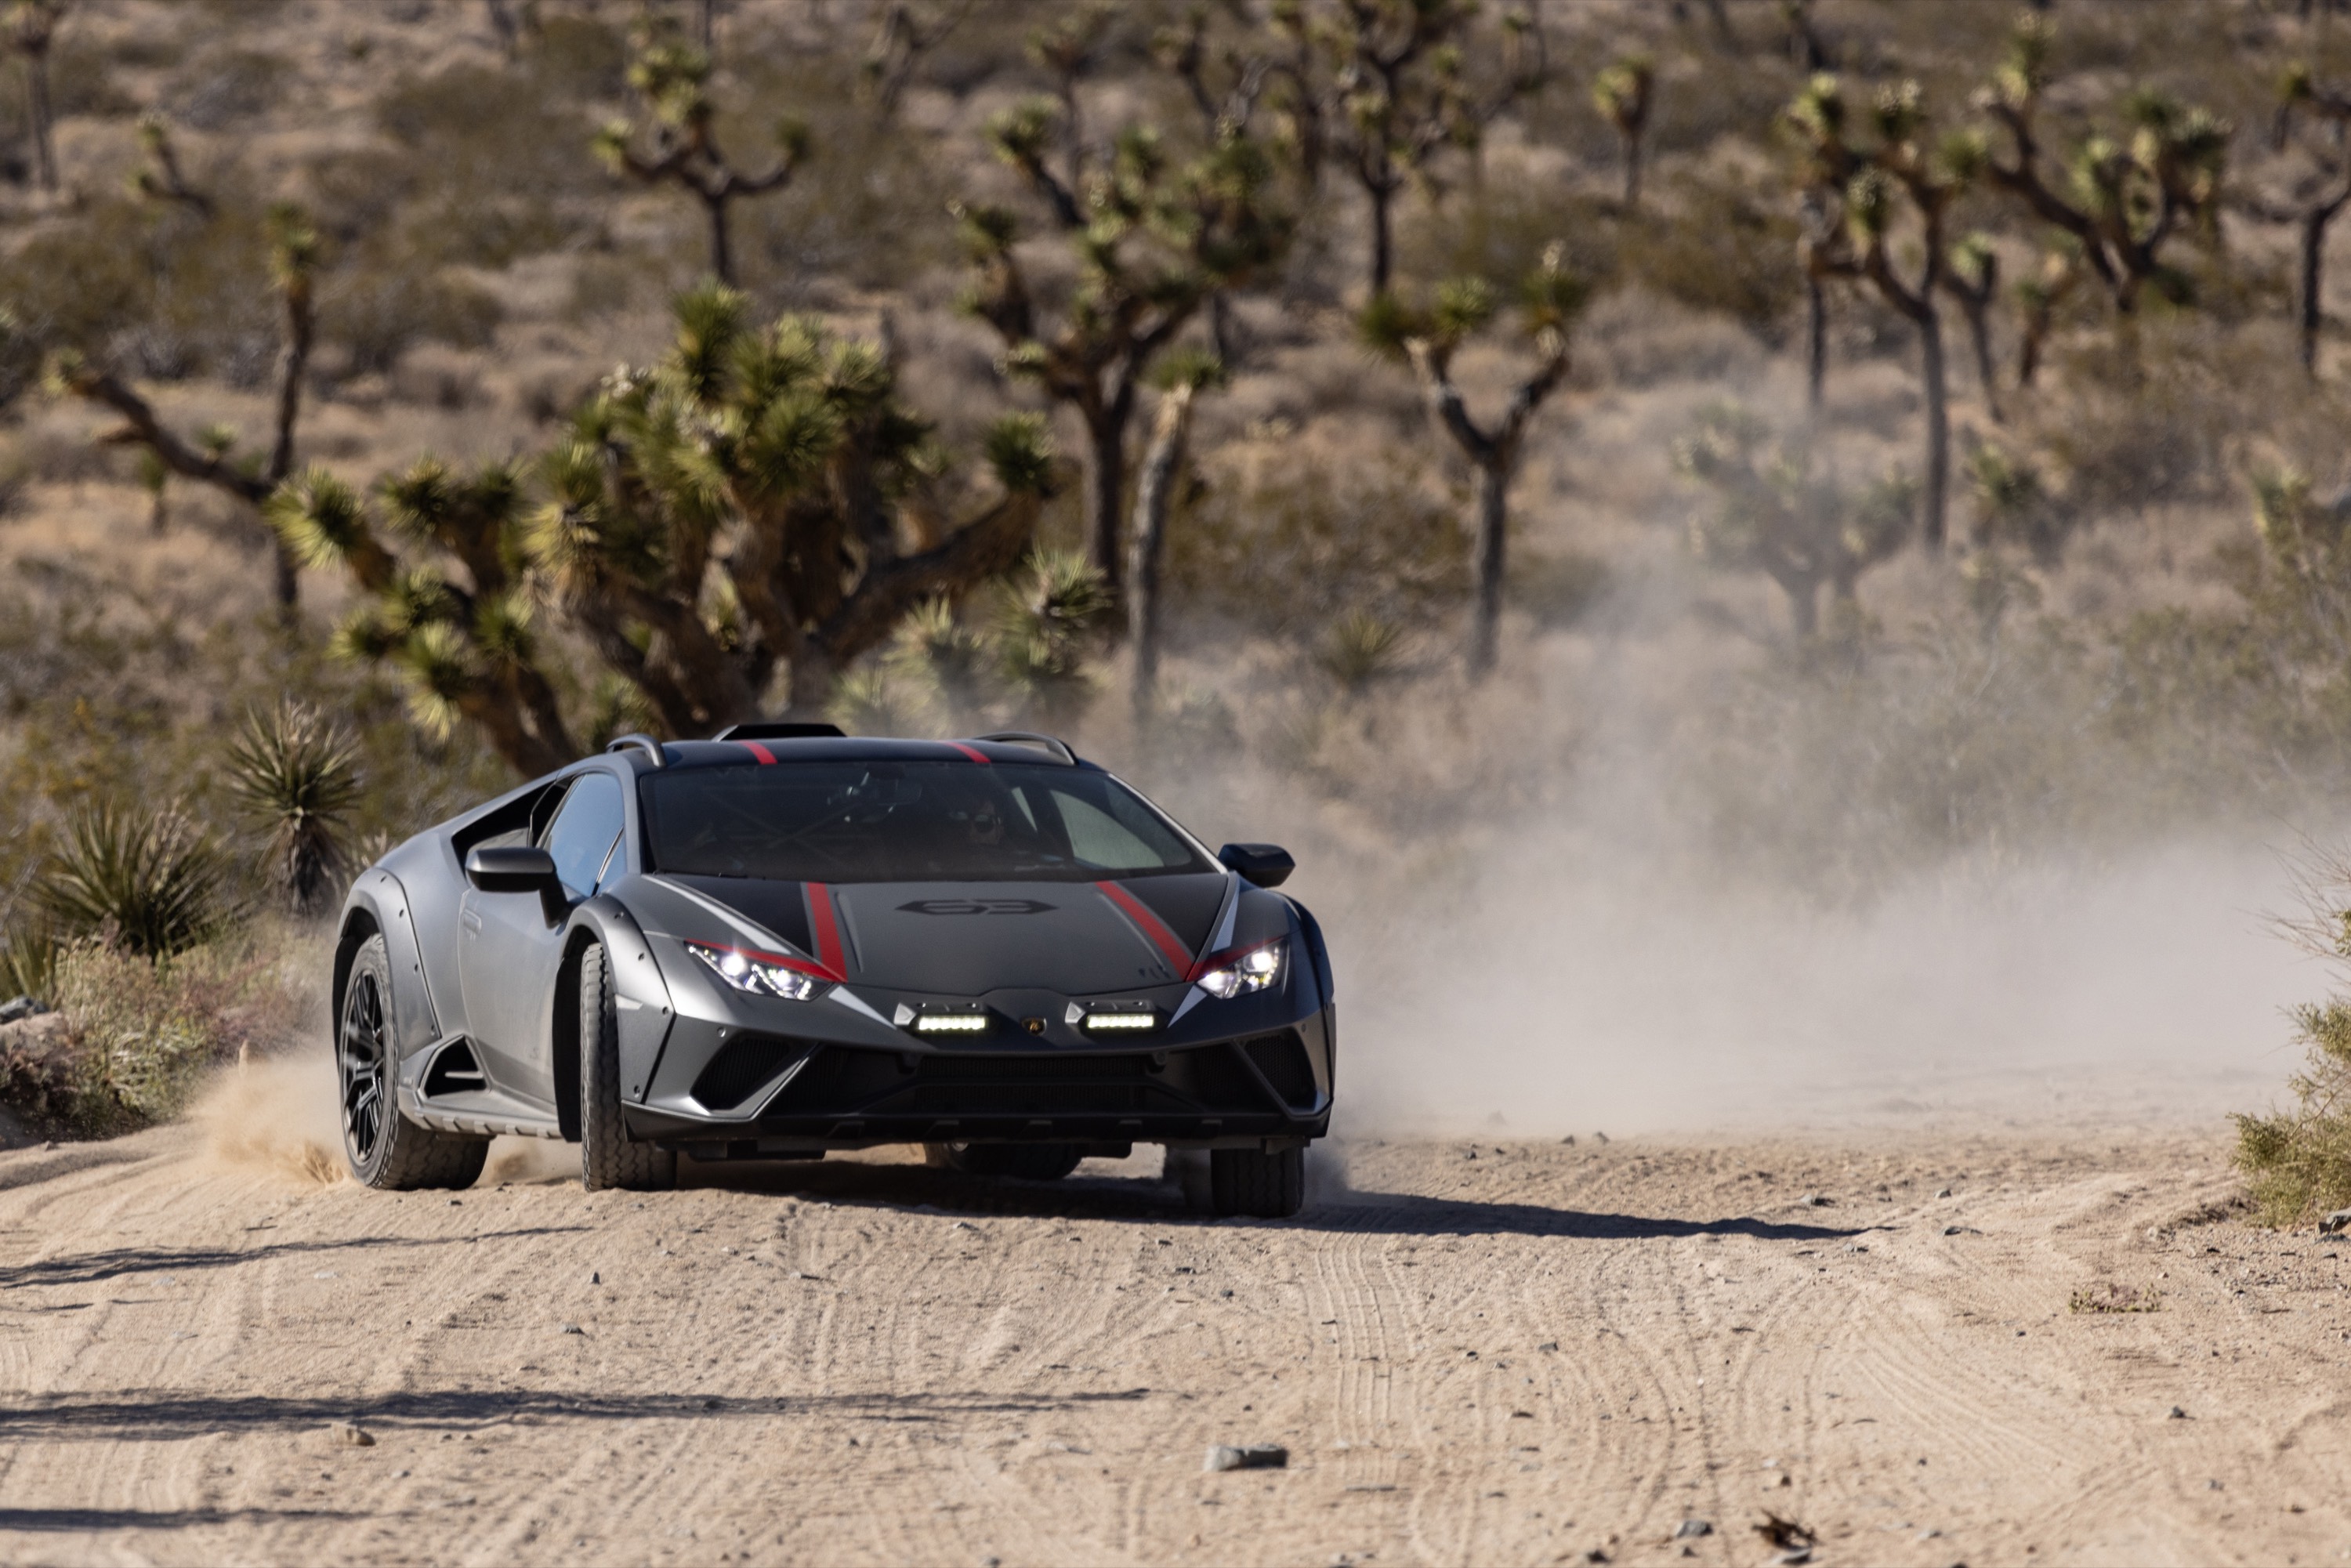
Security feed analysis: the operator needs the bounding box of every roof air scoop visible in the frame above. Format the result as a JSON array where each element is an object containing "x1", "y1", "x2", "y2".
[{"x1": 711, "y1": 722, "x2": 847, "y2": 741}]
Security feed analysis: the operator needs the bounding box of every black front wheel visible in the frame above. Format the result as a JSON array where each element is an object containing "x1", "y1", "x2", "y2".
[
  {"x1": 339, "y1": 934, "x2": 487, "y2": 1191},
  {"x1": 1210, "y1": 1146, "x2": 1305, "y2": 1219},
  {"x1": 579, "y1": 942, "x2": 676, "y2": 1192}
]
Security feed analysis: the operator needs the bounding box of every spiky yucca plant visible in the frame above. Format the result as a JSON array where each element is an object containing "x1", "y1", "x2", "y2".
[
  {"x1": 224, "y1": 700, "x2": 362, "y2": 917},
  {"x1": 1316, "y1": 610, "x2": 1408, "y2": 693},
  {"x1": 35, "y1": 801, "x2": 226, "y2": 958},
  {"x1": 993, "y1": 551, "x2": 1114, "y2": 727}
]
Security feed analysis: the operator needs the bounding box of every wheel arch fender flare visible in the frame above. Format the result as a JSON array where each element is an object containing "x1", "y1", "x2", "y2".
[
  {"x1": 552, "y1": 898, "x2": 676, "y2": 1137},
  {"x1": 336, "y1": 869, "x2": 440, "y2": 1062}
]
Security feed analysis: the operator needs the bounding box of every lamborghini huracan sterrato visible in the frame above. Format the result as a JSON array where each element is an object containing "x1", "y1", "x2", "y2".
[{"x1": 331, "y1": 726, "x2": 1333, "y2": 1218}]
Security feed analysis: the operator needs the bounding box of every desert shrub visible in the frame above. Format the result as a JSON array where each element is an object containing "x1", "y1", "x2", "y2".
[
  {"x1": 372, "y1": 63, "x2": 603, "y2": 266},
  {"x1": 1395, "y1": 181, "x2": 1621, "y2": 301},
  {"x1": 1621, "y1": 166, "x2": 1804, "y2": 342},
  {"x1": 321, "y1": 264, "x2": 502, "y2": 376},
  {"x1": 530, "y1": 15, "x2": 629, "y2": 100},
  {"x1": 51, "y1": 33, "x2": 138, "y2": 118},
  {"x1": 1168, "y1": 444, "x2": 1466, "y2": 636},
  {"x1": 34, "y1": 799, "x2": 230, "y2": 958},
  {"x1": 165, "y1": 47, "x2": 288, "y2": 131},
  {"x1": 31, "y1": 930, "x2": 307, "y2": 1131},
  {"x1": 2235, "y1": 998, "x2": 2351, "y2": 1226}
]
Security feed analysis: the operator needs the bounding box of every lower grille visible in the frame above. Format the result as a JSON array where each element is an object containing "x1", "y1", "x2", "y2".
[
  {"x1": 691, "y1": 1032, "x2": 814, "y2": 1113},
  {"x1": 1241, "y1": 1030, "x2": 1319, "y2": 1110},
  {"x1": 762, "y1": 1041, "x2": 1286, "y2": 1122}
]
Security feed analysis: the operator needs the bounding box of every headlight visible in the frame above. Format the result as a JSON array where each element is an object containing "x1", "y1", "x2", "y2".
[
  {"x1": 686, "y1": 941, "x2": 826, "y2": 1001},
  {"x1": 1193, "y1": 938, "x2": 1285, "y2": 1000}
]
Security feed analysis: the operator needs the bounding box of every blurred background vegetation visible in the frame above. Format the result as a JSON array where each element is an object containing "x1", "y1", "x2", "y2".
[{"x1": 9, "y1": 0, "x2": 2351, "y2": 1170}]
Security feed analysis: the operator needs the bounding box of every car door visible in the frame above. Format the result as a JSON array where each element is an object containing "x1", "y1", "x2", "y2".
[{"x1": 458, "y1": 770, "x2": 628, "y2": 1106}]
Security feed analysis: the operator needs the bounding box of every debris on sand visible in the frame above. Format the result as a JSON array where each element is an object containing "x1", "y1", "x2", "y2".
[
  {"x1": 2168, "y1": 1405, "x2": 2189, "y2": 1419},
  {"x1": 1204, "y1": 1443, "x2": 1288, "y2": 1472},
  {"x1": 2320, "y1": 1209, "x2": 2351, "y2": 1235},
  {"x1": 326, "y1": 1421, "x2": 375, "y2": 1448},
  {"x1": 1754, "y1": 1512, "x2": 1817, "y2": 1552},
  {"x1": 1799, "y1": 1193, "x2": 1833, "y2": 1208},
  {"x1": 1673, "y1": 1518, "x2": 1713, "y2": 1538},
  {"x1": 2069, "y1": 1283, "x2": 2161, "y2": 1314}
]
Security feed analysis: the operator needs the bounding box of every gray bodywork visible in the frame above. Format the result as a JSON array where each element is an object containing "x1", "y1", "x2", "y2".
[{"x1": 333, "y1": 737, "x2": 1335, "y2": 1156}]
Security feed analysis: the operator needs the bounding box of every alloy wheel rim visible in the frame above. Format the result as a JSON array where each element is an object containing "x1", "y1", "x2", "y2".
[{"x1": 339, "y1": 972, "x2": 388, "y2": 1164}]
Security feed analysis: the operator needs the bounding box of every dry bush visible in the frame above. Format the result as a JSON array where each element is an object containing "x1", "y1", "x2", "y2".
[
  {"x1": 163, "y1": 46, "x2": 288, "y2": 132},
  {"x1": 1168, "y1": 440, "x2": 1466, "y2": 639},
  {"x1": 5, "y1": 928, "x2": 312, "y2": 1135},
  {"x1": 1621, "y1": 165, "x2": 1804, "y2": 342},
  {"x1": 2236, "y1": 842, "x2": 2351, "y2": 1225}
]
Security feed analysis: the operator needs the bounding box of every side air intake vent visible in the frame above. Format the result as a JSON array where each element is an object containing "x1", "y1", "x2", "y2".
[
  {"x1": 423, "y1": 1040, "x2": 487, "y2": 1098},
  {"x1": 692, "y1": 1033, "x2": 814, "y2": 1113},
  {"x1": 1241, "y1": 1030, "x2": 1318, "y2": 1110}
]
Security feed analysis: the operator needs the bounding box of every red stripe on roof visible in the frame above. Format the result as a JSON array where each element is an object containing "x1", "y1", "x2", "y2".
[
  {"x1": 740, "y1": 741, "x2": 777, "y2": 765},
  {"x1": 945, "y1": 741, "x2": 991, "y2": 764},
  {"x1": 804, "y1": 882, "x2": 848, "y2": 980},
  {"x1": 1096, "y1": 881, "x2": 1193, "y2": 976}
]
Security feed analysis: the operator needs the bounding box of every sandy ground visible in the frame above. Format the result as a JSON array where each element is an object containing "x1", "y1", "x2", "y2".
[{"x1": 5, "y1": 1098, "x2": 2351, "y2": 1568}]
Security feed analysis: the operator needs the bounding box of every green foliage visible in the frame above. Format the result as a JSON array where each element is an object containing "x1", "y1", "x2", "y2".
[
  {"x1": 991, "y1": 550, "x2": 1114, "y2": 726},
  {"x1": 1965, "y1": 444, "x2": 2070, "y2": 565},
  {"x1": 1314, "y1": 610, "x2": 1407, "y2": 692},
  {"x1": 35, "y1": 800, "x2": 228, "y2": 958},
  {"x1": 1673, "y1": 404, "x2": 1911, "y2": 639},
  {"x1": 2235, "y1": 998, "x2": 2351, "y2": 1225},
  {"x1": 223, "y1": 701, "x2": 361, "y2": 918}
]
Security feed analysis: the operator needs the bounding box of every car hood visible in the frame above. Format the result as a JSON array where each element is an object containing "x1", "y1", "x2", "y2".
[{"x1": 653, "y1": 871, "x2": 1235, "y2": 998}]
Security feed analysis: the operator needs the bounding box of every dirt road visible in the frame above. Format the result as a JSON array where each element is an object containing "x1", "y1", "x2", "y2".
[{"x1": 2, "y1": 1102, "x2": 2347, "y2": 1567}]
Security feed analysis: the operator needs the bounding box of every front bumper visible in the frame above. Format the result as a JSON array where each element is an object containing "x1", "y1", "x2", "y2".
[
  {"x1": 621, "y1": 932, "x2": 1335, "y2": 1153},
  {"x1": 623, "y1": 1017, "x2": 1333, "y2": 1153}
]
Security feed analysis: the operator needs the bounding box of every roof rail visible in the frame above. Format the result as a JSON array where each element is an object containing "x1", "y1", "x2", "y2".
[
  {"x1": 973, "y1": 731, "x2": 1077, "y2": 766},
  {"x1": 606, "y1": 733, "x2": 666, "y2": 768},
  {"x1": 711, "y1": 721, "x2": 846, "y2": 741}
]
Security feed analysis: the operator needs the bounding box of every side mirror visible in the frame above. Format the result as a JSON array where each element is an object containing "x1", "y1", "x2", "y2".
[
  {"x1": 465, "y1": 846, "x2": 566, "y2": 922},
  {"x1": 1218, "y1": 842, "x2": 1295, "y2": 889}
]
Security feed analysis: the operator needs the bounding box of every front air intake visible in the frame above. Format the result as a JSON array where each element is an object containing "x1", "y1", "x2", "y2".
[
  {"x1": 1241, "y1": 1030, "x2": 1319, "y2": 1110},
  {"x1": 691, "y1": 1033, "x2": 814, "y2": 1113}
]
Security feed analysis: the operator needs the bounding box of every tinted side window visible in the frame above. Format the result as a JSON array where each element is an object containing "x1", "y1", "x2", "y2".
[{"x1": 541, "y1": 773, "x2": 626, "y2": 898}]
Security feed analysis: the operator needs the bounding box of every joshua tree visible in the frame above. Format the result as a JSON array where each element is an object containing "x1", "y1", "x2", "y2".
[
  {"x1": 1361, "y1": 242, "x2": 1588, "y2": 678},
  {"x1": 1672, "y1": 404, "x2": 1912, "y2": 640},
  {"x1": 1127, "y1": 349, "x2": 1226, "y2": 715},
  {"x1": 962, "y1": 110, "x2": 1289, "y2": 596},
  {"x1": 2012, "y1": 238, "x2": 2081, "y2": 388},
  {"x1": 861, "y1": 0, "x2": 977, "y2": 121},
  {"x1": 1592, "y1": 54, "x2": 1654, "y2": 212},
  {"x1": 1299, "y1": 0, "x2": 1546, "y2": 295},
  {"x1": 225, "y1": 700, "x2": 362, "y2": 918},
  {"x1": 1787, "y1": 74, "x2": 1969, "y2": 550},
  {"x1": 128, "y1": 114, "x2": 213, "y2": 217},
  {"x1": 273, "y1": 286, "x2": 1062, "y2": 773},
  {"x1": 2240, "y1": 63, "x2": 2351, "y2": 377},
  {"x1": 1941, "y1": 232, "x2": 2002, "y2": 422},
  {"x1": 47, "y1": 204, "x2": 319, "y2": 612},
  {"x1": 5, "y1": 1, "x2": 66, "y2": 193},
  {"x1": 1974, "y1": 13, "x2": 2229, "y2": 317},
  {"x1": 594, "y1": 22, "x2": 807, "y2": 285}
]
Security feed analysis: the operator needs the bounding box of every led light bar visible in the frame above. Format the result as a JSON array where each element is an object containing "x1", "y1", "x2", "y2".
[
  {"x1": 913, "y1": 1013, "x2": 989, "y2": 1034},
  {"x1": 1083, "y1": 1011, "x2": 1159, "y2": 1032}
]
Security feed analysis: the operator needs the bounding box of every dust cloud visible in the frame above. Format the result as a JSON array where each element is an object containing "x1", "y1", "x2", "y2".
[
  {"x1": 1324, "y1": 831, "x2": 2317, "y2": 1139},
  {"x1": 193, "y1": 1047, "x2": 344, "y2": 1185}
]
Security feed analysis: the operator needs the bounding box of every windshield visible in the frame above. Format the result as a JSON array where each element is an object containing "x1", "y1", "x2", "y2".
[{"x1": 639, "y1": 760, "x2": 1217, "y2": 883}]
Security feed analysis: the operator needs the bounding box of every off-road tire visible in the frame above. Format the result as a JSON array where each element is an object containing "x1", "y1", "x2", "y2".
[
  {"x1": 1210, "y1": 1146, "x2": 1305, "y2": 1219},
  {"x1": 923, "y1": 1142, "x2": 1085, "y2": 1181},
  {"x1": 580, "y1": 941, "x2": 676, "y2": 1192},
  {"x1": 340, "y1": 934, "x2": 487, "y2": 1191}
]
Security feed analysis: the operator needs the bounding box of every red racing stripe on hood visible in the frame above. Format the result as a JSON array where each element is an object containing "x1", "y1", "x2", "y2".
[
  {"x1": 1096, "y1": 880, "x2": 1194, "y2": 975},
  {"x1": 803, "y1": 882, "x2": 848, "y2": 980}
]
